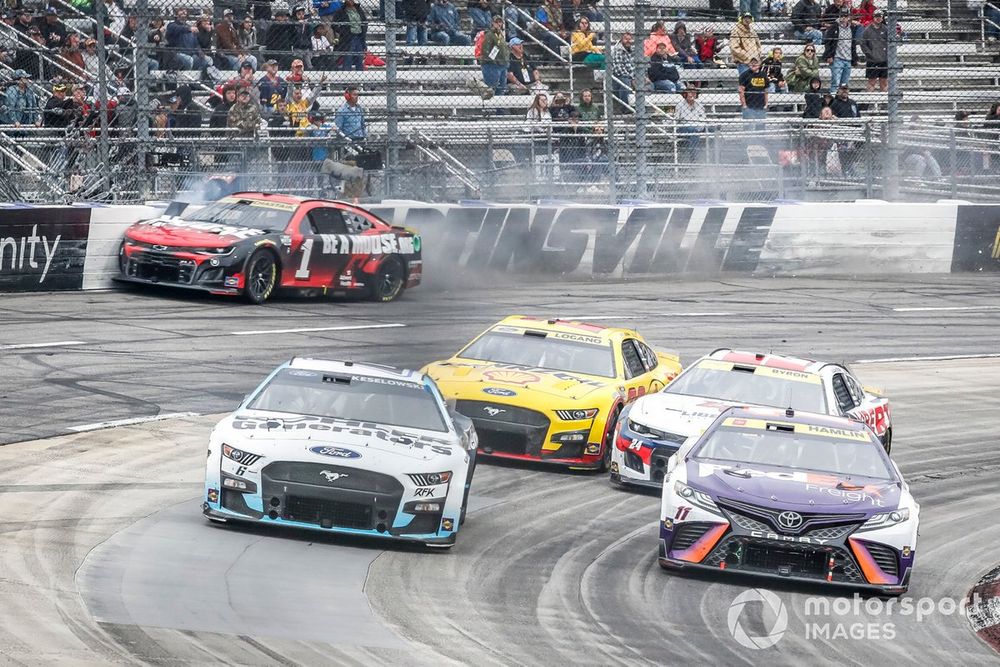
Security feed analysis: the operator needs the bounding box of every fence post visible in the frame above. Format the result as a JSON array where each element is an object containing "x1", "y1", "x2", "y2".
[
  {"x1": 884, "y1": 0, "x2": 900, "y2": 200},
  {"x1": 632, "y1": 0, "x2": 648, "y2": 200},
  {"x1": 135, "y1": 0, "x2": 150, "y2": 201},
  {"x1": 949, "y1": 126, "x2": 958, "y2": 199},
  {"x1": 385, "y1": 0, "x2": 399, "y2": 199},
  {"x1": 602, "y1": 0, "x2": 617, "y2": 204},
  {"x1": 94, "y1": 0, "x2": 112, "y2": 199}
]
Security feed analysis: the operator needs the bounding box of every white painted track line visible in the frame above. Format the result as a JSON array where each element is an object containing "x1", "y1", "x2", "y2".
[
  {"x1": 557, "y1": 313, "x2": 735, "y2": 321},
  {"x1": 0, "y1": 341, "x2": 86, "y2": 351},
  {"x1": 855, "y1": 353, "x2": 1000, "y2": 364},
  {"x1": 893, "y1": 306, "x2": 1000, "y2": 312},
  {"x1": 230, "y1": 323, "x2": 406, "y2": 336},
  {"x1": 68, "y1": 412, "x2": 200, "y2": 433}
]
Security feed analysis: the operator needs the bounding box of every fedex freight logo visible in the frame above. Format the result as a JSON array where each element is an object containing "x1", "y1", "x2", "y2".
[{"x1": 309, "y1": 445, "x2": 361, "y2": 459}]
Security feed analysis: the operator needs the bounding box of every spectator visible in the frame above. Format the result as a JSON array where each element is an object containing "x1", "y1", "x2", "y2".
[
  {"x1": 695, "y1": 26, "x2": 721, "y2": 66},
  {"x1": 562, "y1": 0, "x2": 603, "y2": 33},
  {"x1": 110, "y1": 65, "x2": 131, "y2": 96},
  {"x1": 854, "y1": 0, "x2": 876, "y2": 32},
  {"x1": 166, "y1": 8, "x2": 211, "y2": 71},
  {"x1": 258, "y1": 59, "x2": 288, "y2": 110},
  {"x1": 740, "y1": 0, "x2": 761, "y2": 21},
  {"x1": 331, "y1": 0, "x2": 366, "y2": 71},
  {"x1": 570, "y1": 17, "x2": 603, "y2": 67},
  {"x1": 216, "y1": 9, "x2": 257, "y2": 71},
  {"x1": 550, "y1": 91, "x2": 574, "y2": 120},
  {"x1": 13, "y1": 9, "x2": 33, "y2": 36},
  {"x1": 228, "y1": 87, "x2": 261, "y2": 136},
  {"x1": 264, "y1": 8, "x2": 297, "y2": 67},
  {"x1": 227, "y1": 61, "x2": 261, "y2": 104},
  {"x1": 195, "y1": 15, "x2": 216, "y2": 69},
  {"x1": 287, "y1": 58, "x2": 306, "y2": 84},
  {"x1": 644, "y1": 22, "x2": 679, "y2": 60},
  {"x1": 43, "y1": 81, "x2": 75, "y2": 128},
  {"x1": 210, "y1": 85, "x2": 237, "y2": 127},
  {"x1": 507, "y1": 37, "x2": 540, "y2": 93},
  {"x1": 860, "y1": 10, "x2": 887, "y2": 92},
  {"x1": 761, "y1": 47, "x2": 786, "y2": 92},
  {"x1": 101, "y1": 0, "x2": 127, "y2": 40},
  {"x1": 610, "y1": 32, "x2": 635, "y2": 104},
  {"x1": 268, "y1": 97, "x2": 291, "y2": 128},
  {"x1": 670, "y1": 22, "x2": 701, "y2": 68},
  {"x1": 58, "y1": 33, "x2": 86, "y2": 80},
  {"x1": 802, "y1": 77, "x2": 827, "y2": 117},
  {"x1": 238, "y1": 16, "x2": 260, "y2": 57},
  {"x1": 674, "y1": 88, "x2": 708, "y2": 159},
  {"x1": 737, "y1": 57, "x2": 768, "y2": 121},
  {"x1": 525, "y1": 92, "x2": 550, "y2": 122},
  {"x1": 535, "y1": 0, "x2": 567, "y2": 51},
  {"x1": 403, "y1": 0, "x2": 431, "y2": 46},
  {"x1": 335, "y1": 85, "x2": 366, "y2": 139},
  {"x1": 313, "y1": 0, "x2": 344, "y2": 20},
  {"x1": 171, "y1": 85, "x2": 203, "y2": 128},
  {"x1": 301, "y1": 111, "x2": 333, "y2": 167},
  {"x1": 148, "y1": 16, "x2": 167, "y2": 66},
  {"x1": 291, "y1": 5, "x2": 314, "y2": 56},
  {"x1": 791, "y1": 0, "x2": 824, "y2": 46},
  {"x1": 829, "y1": 83, "x2": 859, "y2": 117},
  {"x1": 1, "y1": 12, "x2": 17, "y2": 68},
  {"x1": 286, "y1": 83, "x2": 317, "y2": 126},
  {"x1": 16, "y1": 26, "x2": 46, "y2": 78},
  {"x1": 41, "y1": 8, "x2": 67, "y2": 51},
  {"x1": 120, "y1": 14, "x2": 159, "y2": 71},
  {"x1": 785, "y1": 43, "x2": 819, "y2": 92},
  {"x1": 311, "y1": 25, "x2": 337, "y2": 69},
  {"x1": 821, "y1": 0, "x2": 851, "y2": 31},
  {"x1": 823, "y1": 10, "x2": 858, "y2": 92},
  {"x1": 648, "y1": 42, "x2": 683, "y2": 92},
  {"x1": 577, "y1": 88, "x2": 600, "y2": 120},
  {"x1": 469, "y1": 0, "x2": 495, "y2": 42},
  {"x1": 730, "y1": 13, "x2": 761, "y2": 76},
  {"x1": 429, "y1": 0, "x2": 471, "y2": 46},
  {"x1": 479, "y1": 15, "x2": 510, "y2": 96},
  {"x1": 557, "y1": 111, "x2": 589, "y2": 180},
  {"x1": 82, "y1": 38, "x2": 101, "y2": 80}
]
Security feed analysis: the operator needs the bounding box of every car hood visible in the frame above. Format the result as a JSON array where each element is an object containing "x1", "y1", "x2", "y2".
[
  {"x1": 685, "y1": 460, "x2": 901, "y2": 514},
  {"x1": 125, "y1": 216, "x2": 271, "y2": 248},
  {"x1": 628, "y1": 392, "x2": 740, "y2": 438},
  {"x1": 214, "y1": 411, "x2": 464, "y2": 464},
  {"x1": 424, "y1": 359, "x2": 610, "y2": 401}
]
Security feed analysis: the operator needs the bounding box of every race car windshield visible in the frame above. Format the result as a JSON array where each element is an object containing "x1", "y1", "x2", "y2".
[
  {"x1": 694, "y1": 425, "x2": 894, "y2": 480},
  {"x1": 665, "y1": 365, "x2": 826, "y2": 413},
  {"x1": 248, "y1": 370, "x2": 449, "y2": 432},
  {"x1": 182, "y1": 199, "x2": 294, "y2": 231},
  {"x1": 458, "y1": 332, "x2": 615, "y2": 378}
]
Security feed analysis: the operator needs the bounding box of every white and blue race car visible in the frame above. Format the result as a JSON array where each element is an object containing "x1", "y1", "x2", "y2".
[{"x1": 203, "y1": 358, "x2": 478, "y2": 548}]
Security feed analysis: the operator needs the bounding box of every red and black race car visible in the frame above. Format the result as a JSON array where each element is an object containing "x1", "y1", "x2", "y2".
[{"x1": 116, "y1": 192, "x2": 421, "y2": 303}]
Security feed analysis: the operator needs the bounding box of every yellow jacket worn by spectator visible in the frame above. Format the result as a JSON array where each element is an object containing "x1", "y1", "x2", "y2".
[
  {"x1": 729, "y1": 15, "x2": 762, "y2": 66},
  {"x1": 570, "y1": 18, "x2": 604, "y2": 67},
  {"x1": 286, "y1": 85, "x2": 315, "y2": 127}
]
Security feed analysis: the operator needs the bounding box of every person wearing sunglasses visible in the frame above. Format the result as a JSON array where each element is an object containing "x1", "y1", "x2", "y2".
[{"x1": 786, "y1": 43, "x2": 820, "y2": 92}]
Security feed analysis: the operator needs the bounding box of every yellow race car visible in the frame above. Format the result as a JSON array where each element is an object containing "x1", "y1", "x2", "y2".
[{"x1": 423, "y1": 316, "x2": 682, "y2": 470}]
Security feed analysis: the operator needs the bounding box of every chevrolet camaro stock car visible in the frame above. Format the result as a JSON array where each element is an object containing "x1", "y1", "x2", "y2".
[
  {"x1": 423, "y1": 316, "x2": 682, "y2": 470},
  {"x1": 203, "y1": 358, "x2": 477, "y2": 547},
  {"x1": 117, "y1": 192, "x2": 422, "y2": 303},
  {"x1": 658, "y1": 406, "x2": 919, "y2": 595},
  {"x1": 611, "y1": 349, "x2": 894, "y2": 490}
]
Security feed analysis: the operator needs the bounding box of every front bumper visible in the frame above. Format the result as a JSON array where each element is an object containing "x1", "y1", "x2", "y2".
[
  {"x1": 114, "y1": 274, "x2": 241, "y2": 296},
  {"x1": 119, "y1": 245, "x2": 244, "y2": 295}
]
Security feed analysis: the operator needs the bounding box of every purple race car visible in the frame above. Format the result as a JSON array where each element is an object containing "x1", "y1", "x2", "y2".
[{"x1": 658, "y1": 406, "x2": 919, "y2": 595}]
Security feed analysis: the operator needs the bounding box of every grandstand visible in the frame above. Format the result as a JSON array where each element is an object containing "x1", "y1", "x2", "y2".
[{"x1": 1, "y1": 0, "x2": 999, "y2": 203}]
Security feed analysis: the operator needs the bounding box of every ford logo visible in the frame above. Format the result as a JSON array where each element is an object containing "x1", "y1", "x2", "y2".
[
  {"x1": 483, "y1": 387, "x2": 516, "y2": 397},
  {"x1": 777, "y1": 511, "x2": 803, "y2": 530},
  {"x1": 309, "y1": 445, "x2": 361, "y2": 459}
]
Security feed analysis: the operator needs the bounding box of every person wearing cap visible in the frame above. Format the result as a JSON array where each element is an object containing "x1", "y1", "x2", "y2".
[
  {"x1": 823, "y1": 10, "x2": 859, "y2": 92},
  {"x1": 258, "y1": 59, "x2": 288, "y2": 110},
  {"x1": 13, "y1": 8, "x2": 34, "y2": 36},
  {"x1": 335, "y1": 85, "x2": 366, "y2": 140},
  {"x1": 2, "y1": 69, "x2": 39, "y2": 126},
  {"x1": 791, "y1": 0, "x2": 824, "y2": 46},
  {"x1": 427, "y1": 0, "x2": 470, "y2": 46},
  {"x1": 647, "y1": 42, "x2": 684, "y2": 93},
  {"x1": 82, "y1": 37, "x2": 102, "y2": 80},
  {"x1": 216, "y1": 9, "x2": 257, "y2": 71},
  {"x1": 830, "y1": 82, "x2": 859, "y2": 117},
  {"x1": 739, "y1": 0, "x2": 761, "y2": 22},
  {"x1": 228, "y1": 86, "x2": 261, "y2": 136},
  {"x1": 479, "y1": 15, "x2": 509, "y2": 95},
  {"x1": 730, "y1": 12, "x2": 761, "y2": 75},
  {"x1": 331, "y1": 0, "x2": 366, "y2": 71},
  {"x1": 291, "y1": 5, "x2": 313, "y2": 54},
  {"x1": 860, "y1": 9, "x2": 888, "y2": 91},
  {"x1": 506, "y1": 37, "x2": 538, "y2": 93},
  {"x1": 737, "y1": 57, "x2": 768, "y2": 123},
  {"x1": 41, "y1": 8, "x2": 67, "y2": 50}
]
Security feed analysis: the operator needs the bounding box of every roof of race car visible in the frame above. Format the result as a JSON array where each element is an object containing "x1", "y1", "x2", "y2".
[
  {"x1": 706, "y1": 349, "x2": 827, "y2": 374},
  {"x1": 717, "y1": 405, "x2": 869, "y2": 433},
  {"x1": 492, "y1": 316, "x2": 630, "y2": 343},
  {"x1": 287, "y1": 357, "x2": 425, "y2": 383},
  {"x1": 226, "y1": 191, "x2": 355, "y2": 208}
]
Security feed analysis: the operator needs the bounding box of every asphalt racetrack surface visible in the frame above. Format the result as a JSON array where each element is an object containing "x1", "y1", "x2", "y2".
[{"x1": 1, "y1": 275, "x2": 999, "y2": 664}]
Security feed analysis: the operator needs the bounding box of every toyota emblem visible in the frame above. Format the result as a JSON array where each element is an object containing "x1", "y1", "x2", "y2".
[{"x1": 777, "y1": 511, "x2": 803, "y2": 530}]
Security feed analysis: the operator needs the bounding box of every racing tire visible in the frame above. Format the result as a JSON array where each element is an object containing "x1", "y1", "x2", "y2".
[
  {"x1": 369, "y1": 256, "x2": 405, "y2": 303},
  {"x1": 244, "y1": 249, "x2": 278, "y2": 304},
  {"x1": 882, "y1": 427, "x2": 892, "y2": 454},
  {"x1": 599, "y1": 405, "x2": 622, "y2": 473}
]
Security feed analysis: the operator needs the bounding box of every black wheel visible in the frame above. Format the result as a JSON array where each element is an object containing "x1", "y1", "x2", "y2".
[
  {"x1": 882, "y1": 427, "x2": 892, "y2": 454},
  {"x1": 370, "y1": 256, "x2": 405, "y2": 302},
  {"x1": 244, "y1": 250, "x2": 277, "y2": 304},
  {"x1": 600, "y1": 405, "x2": 622, "y2": 473}
]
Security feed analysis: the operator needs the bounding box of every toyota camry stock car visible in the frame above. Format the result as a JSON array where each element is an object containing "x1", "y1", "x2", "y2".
[
  {"x1": 658, "y1": 406, "x2": 919, "y2": 594},
  {"x1": 611, "y1": 349, "x2": 893, "y2": 489},
  {"x1": 423, "y1": 317, "x2": 682, "y2": 471},
  {"x1": 203, "y1": 358, "x2": 478, "y2": 547},
  {"x1": 117, "y1": 193, "x2": 421, "y2": 303}
]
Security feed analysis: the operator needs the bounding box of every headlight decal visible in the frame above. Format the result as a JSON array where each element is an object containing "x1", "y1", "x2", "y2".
[
  {"x1": 555, "y1": 408, "x2": 599, "y2": 421},
  {"x1": 222, "y1": 444, "x2": 263, "y2": 467},
  {"x1": 674, "y1": 481, "x2": 722, "y2": 515},
  {"x1": 856, "y1": 508, "x2": 910, "y2": 532}
]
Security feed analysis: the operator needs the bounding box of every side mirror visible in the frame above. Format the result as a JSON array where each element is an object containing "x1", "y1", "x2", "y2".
[{"x1": 666, "y1": 454, "x2": 678, "y2": 475}]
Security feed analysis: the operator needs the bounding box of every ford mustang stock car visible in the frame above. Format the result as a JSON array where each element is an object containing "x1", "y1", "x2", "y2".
[
  {"x1": 117, "y1": 192, "x2": 421, "y2": 303},
  {"x1": 658, "y1": 406, "x2": 919, "y2": 595},
  {"x1": 203, "y1": 358, "x2": 477, "y2": 547},
  {"x1": 611, "y1": 349, "x2": 893, "y2": 489},
  {"x1": 423, "y1": 316, "x2": 682, "y2": 471}
]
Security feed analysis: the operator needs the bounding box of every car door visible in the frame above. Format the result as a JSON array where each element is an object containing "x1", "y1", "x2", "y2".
[
  {"x1": 621, "y1": 338, "x2": 657, "y2": 403},
  {"x1": 288, "y1": 205, "x2": 351, "y2": 287}
]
